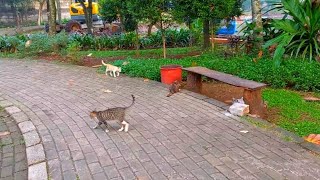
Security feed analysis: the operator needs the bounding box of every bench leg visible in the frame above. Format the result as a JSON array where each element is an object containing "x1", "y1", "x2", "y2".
[
  {"x1": 186, "y1": 72, "x2": 202, "y2": 92},
  {"x1": 243, "y1": 88, "x2": 267, "y2": 118}
]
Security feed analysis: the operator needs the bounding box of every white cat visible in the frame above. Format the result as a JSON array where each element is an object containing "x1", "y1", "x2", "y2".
[
  {"x1": 232, "y1": 97, "x2": 245, "y2": 104},
  {"x1": 101, "y1": 60, "x2": 121, "y2": 77}
]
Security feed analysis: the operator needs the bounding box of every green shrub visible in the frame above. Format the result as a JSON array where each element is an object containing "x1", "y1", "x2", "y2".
[
  {"x1": 104, "y1": 53, "x2": 320, "y2": 91},
  {"x1": 18, "y1": 32, "x2": 70, "y2": 56},
  {"x1": 264, "y1": 0, "x2": 320, "y2": 65},
  {"x1": 0, "y1": 35, "x2": 25, "y2": 53},
  {"x1": 70, "y1": 29, "x2": 197, "y2": 51}
]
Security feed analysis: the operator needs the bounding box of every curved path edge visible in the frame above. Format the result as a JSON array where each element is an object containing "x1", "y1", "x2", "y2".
[
  {"x1": 182, "y1": 90, "x2": 320, "y2": 155},
  {"x1": 0, "y1": 98, "x2": 48, "y2": 180}
]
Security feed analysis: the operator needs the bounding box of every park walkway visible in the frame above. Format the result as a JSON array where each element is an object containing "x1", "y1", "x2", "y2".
[{"x1": 0, "y1": 58, "x2": 320, "y2": 180}]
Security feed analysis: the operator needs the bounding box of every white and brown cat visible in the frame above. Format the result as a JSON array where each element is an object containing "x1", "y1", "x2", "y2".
[{"x1": 102, "y1": 60, "x2": 121, "y2": 77}]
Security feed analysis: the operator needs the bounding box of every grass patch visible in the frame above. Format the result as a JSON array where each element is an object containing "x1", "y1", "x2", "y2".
[
  {"x1": 78, "y1": 46, "x2": 201, "y2": 58},
  {"x1": 263, "y1": 88, "x2": 320, "y2": 137},
  {"x1": 101, "y1": 53, "x2": 320, "y2": 91}
]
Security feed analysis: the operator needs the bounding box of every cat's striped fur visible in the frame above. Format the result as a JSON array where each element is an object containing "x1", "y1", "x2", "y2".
[{"x1": 90, "y1": 95, "x2": 135, "y2": 132}]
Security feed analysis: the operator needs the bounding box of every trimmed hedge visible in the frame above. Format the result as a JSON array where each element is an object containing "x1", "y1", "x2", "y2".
[{"x1": 101, "y1": 54, "x2": 320, "y2": 92}]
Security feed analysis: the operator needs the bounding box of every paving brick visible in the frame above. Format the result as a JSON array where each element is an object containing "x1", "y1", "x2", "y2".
[
  {"x1": 104, "y1": 165, "x2": 121, "y2": 179},
  {"x1": 62, "y1": 170, "x2": 77, "y2": 180},
  {"x1": 1, "y1": 59, "x2": 320, "y2": 180},
  {"x1": 26, "y1": 144, "x2": 45, "y2": 165},
  {"x1": 113, "y1": 157, "x2": 129, "y2": 170},
  {"x1": 191, "y1": 168, "x2": 212, "y2": 180},
  {"x1": 134, "y1": 150, "x2": 151, "y2": 163},
  {"x1": 203, "y1": 154, "x2": 223, "y2": 166},
  {"x1": 108, "y1": 147, "x2": 122, "y2": 159},
  {"x1": 11, "y1": 112, "x2": 29, "y2": 123},
  {"x1": 215, "y1": 165, "x2": 239, "y2": 179},
  {"x1": 93, "y1": 172, "x2": 107, "y2": 180},
  {"x1": 180, "y1": 157, "x2": 199, "y2": 171},
  {"x1": 22, "y1": 130, "x2": 40, "y2": 147},
  {"x1": 127, "y1": 159, "x2": 144, "y2": 172},
  {"x1": 197, "y1": 161, "x2": 219, "y2": 175},
  {"x1": 88, "y1": 162, "x2": 103, "y2": 174},
  {"x1": 1, "y1": 166, "x2": 13, "y2": 178},
  {"x1": 5, "y1": 106, "x2": 21, "y2": 114},
  {"x1": 18, "y1": 121, "x2": 35, "y2": 133},
  {"x1": 119, "y1": 167, "x2": 136, "y2": 180},
  {"x1": 142, "y1": 161, "x2": 159, "y2": 174},
  {"x1": 28, "y1": 162, "x2": 47, "y2": 180},
  {"x1": 0, "y1": 100, "x2": 13, "y2": 107}
]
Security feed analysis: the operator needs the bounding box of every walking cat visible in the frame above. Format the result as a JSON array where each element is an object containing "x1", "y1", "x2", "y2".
[
  {"x1": 167, "y1": 80, "x2": 181, "y2": 97},
  {"x1": 90, "y1": 95, "x2": 135, "y2": 132},
  {"x1": 102, "y1": 60, "x2": 121, "y2": 77}
]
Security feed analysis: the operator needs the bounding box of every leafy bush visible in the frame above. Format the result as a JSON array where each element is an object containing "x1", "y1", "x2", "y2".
[
  {"x1": 0, "y1": 35, "x2": 25, "y2": 53},
  {"x1": 105, "y1": 53, "x2": 320, "y2": 91},
  {"x1": 70, "y1": 29, "x2": 197, "y2": 51},
  {"x1": 18, "y1": 32, "x2": 70, "y2": 56},
  {"x1": 264, "y1": 0, "x2": 320, "y2": 65},
  {"x1": 241, "y1": 18, "x2": 282, "y2": 42}
]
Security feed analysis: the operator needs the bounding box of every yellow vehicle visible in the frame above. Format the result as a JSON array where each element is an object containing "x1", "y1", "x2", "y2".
[
  {"x1": 69, "y1": 0, "x2": 100, "y2": 24},
  {"x1": 63, "y1": 0, "x2": 104, "y2": 32}
]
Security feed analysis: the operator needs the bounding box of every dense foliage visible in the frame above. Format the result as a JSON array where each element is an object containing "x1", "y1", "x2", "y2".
[
  {"x1": 101, "y1": 54, "x2": 320, "y2": 91},
  {"x1": 264, "y1": 0, "x2": 320, "y2": 65},
  {"x1": 0, "y1": 29, "x2": 197, "y2": 53}
]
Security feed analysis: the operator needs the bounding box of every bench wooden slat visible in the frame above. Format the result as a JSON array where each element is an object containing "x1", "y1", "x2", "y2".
[{"x1": 182, "y1": 66, "x2": 266, "y2": 90}]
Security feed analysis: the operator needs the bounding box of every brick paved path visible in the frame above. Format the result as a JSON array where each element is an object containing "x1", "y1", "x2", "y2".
[
  {"x1": 0, "y1": 59, "x2": 320, "y2": 180},
  {"x1": 0, "y1": 108, "x2": 28, "y2": 180}
]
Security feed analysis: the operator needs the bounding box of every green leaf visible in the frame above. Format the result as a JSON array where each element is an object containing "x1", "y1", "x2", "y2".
[{"x1": 272, "y1": 19, "x2": 297, "y2": 33}]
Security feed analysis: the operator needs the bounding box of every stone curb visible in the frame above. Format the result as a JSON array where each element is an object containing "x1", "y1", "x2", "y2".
[
  {"x1": 1, "y1": 100, "x2": 48, "y2": 180},
  {"x1": 181, "y1": 90, "x2": 320, "y2": 155},
  {"x1": 248, "y1": 117, "x2": 320, "y2": 155}
]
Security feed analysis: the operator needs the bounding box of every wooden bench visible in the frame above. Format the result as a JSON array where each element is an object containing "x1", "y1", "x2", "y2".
[{"x1": 182, "y1": 66, "x2": 267, "y2": 117}]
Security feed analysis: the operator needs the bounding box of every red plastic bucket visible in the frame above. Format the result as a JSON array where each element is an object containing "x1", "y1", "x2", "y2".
[{"x1": 160, "y1": 65, "x2": 182, "y2": 84}]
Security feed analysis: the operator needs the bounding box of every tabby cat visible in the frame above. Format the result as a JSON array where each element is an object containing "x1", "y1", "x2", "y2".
[
  {"x1": 102, "y1": 60, "x2": 122, "y2": 77},
  {"x1": 90, "y1": 95, "x2": 135, "y2": 132},
  {"x1": 167, "y1": 80, "x2": 181, "y2": 97}
]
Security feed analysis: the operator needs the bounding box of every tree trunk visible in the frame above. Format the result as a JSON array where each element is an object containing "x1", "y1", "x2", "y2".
[
  {"x1": 135, "y1": 28, "x2": 140, "y2": 57},
  {"x1": 251, "y1": 0, "x2": 263, "y2": 49},
  {"x1": 10, "y1": 4, "x2": 19, "y2": 28},
  {"x1": 203, "y1": 19, "x2": 210, "y2": 49},
  {"x1": 160, "y1": 19, "x2": 167, "y2": 59},
  {"x1": 56, "y1": 0, "x2": 61, "y2": 23},
  {"x1": 48, "y1": 0, "x2": 57, "y2": 35},
  {"x1": 147, "y1": 22, "x2": 155, "y2": 36},
  {"x1": 79, "y1": 0, "x2": 93, "y2": 34},
  {"x1": 38, "y1": 1, "x2": 45, "y2": 25}
]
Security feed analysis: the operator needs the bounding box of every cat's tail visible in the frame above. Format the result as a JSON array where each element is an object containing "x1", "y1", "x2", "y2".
[
  {"x1": 101, "y1": 60, "x2": 108, "y2": 66},
  {"x1": 126, "y1": 95, "x2": 135, "y2": 108}
]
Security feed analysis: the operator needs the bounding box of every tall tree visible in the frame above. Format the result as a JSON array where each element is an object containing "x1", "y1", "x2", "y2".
[
  {"x1": 35, "y1": 0, "x2": 46, "y2": 25},
  {"x1": 251, "y1": 0, "x2": 263, "y2": 49},
  {"x1": 77, "y1": 0, "x2": 93, "y2": 34},
  {"x1": 173, "y1": 0, "x2": 238, "y2": 49},
  {"x1": 56, "y1": 0, "x2": 62, "y2": 23},
  {"x1": 6, "y1": 0, "x2": 33, "y2": 27},
  {"x1": 48, "y1": 0, "x2": 56, "y2": 35},
  {"x1": 127, "y1": 0, "x2": 172, "y2": 58}
]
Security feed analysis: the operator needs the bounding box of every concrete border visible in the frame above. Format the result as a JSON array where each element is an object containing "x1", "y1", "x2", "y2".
[
  {"x1": 181, "y1": 89, "x2": 320, "y2": 155},
  {"x1": 0, "y1": 100, "x2": 48, "y2": 180}
]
